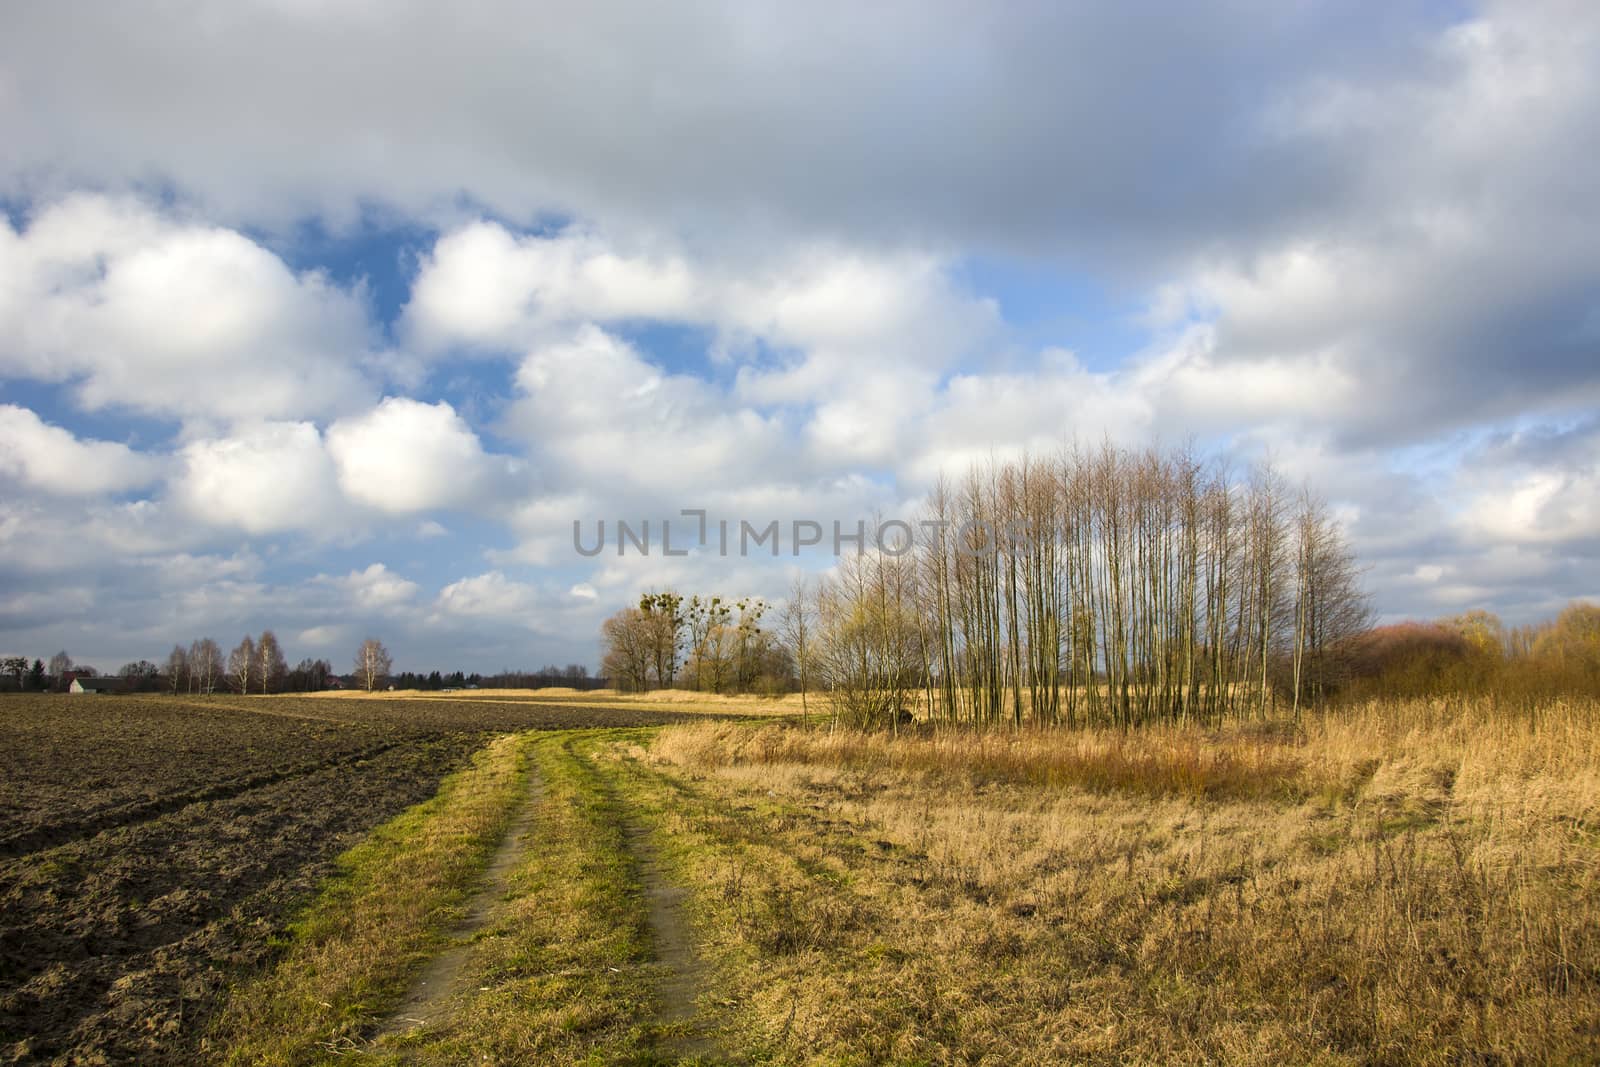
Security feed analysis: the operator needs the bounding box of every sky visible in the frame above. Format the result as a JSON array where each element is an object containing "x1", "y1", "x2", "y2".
[{"x1": 1, "y1": 1, "x2": 1598, "y2": 674}]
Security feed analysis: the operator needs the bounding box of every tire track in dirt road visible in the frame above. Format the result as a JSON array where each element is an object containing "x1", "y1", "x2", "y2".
[
  {"x1": 371, "y1": 766, "x2": 543, "y2": 1046},
  {"x1": 626, "y1": 821, "x2": 725, "y2": 1062},
  {"x1": 367, "y1": 736, "x2": 728, "y2": 1063}
]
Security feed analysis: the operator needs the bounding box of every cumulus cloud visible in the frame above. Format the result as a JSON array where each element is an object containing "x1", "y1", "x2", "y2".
[
  {"x1": 0, "y1": 404, "x2": 163, "y2": 493},
  {"x1": 316, "y1": 563, "x2": 420, "y2": 611},
  {"x1": 433, "y1": 571, "x2": 541, "y2": 621},
  {"x1": 173, "y1": 421, "x2": 343, "y2": 534},
  {"x1": 404, "y1": 223, "x2": 697, "y2": 353},
  {"x1": 506, "y1": 324, "x2": 793, "y2": 495},
  {"x1": 405, "y1": 223, "x2": 997, "y2": 406},
  {"x1": 1459, "y1": 421, "x2": 1600, "y2": 547},
  {"x1": 1143, "y1": 4, "x2": 1600, "y2": 443},
  {"x1": 0, "y1": 196, "x2": 381, "y2": 422},
  {"x1": 326, "y1": 397, "x2": 509, "y2": 514},
  {"x1": 2, "y1": 0, "x2": 1600, "y2": 669}
]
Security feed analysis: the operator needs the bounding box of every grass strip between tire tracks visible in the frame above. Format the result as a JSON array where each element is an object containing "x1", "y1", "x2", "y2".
[
  {"x1": 381, "y1": 729, "x2": 705, "y2": 1065},
  {"x1": 206, "y1": 731, "x2": 534, "y2": 1064}
]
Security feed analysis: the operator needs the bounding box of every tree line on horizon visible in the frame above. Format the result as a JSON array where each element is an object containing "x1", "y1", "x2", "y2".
[
  {"x1": 0, "y1": 640, "x2": 612, "y2": 696},
  {"x1": 163, "y1": 633, "x2": 340, "y2": 694},
  {"x1": 390, "y1": 663, "x2": 600, "y2": 691},
  {"x1": 604, "y1": 443, "x2": 1382, "y2": 730},
  {"x1": 0, "y1": 636, "x2": 389, "y2": 694}
]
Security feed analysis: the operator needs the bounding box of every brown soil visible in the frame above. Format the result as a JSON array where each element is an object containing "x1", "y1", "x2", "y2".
[{"x1": 0, "y1": 694, "x2": 709, "y2": 1066}]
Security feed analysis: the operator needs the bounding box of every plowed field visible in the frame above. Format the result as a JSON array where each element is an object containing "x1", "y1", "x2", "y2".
[{"x1": 0, "y1": 694, "x2": 699, "y2": 1065}]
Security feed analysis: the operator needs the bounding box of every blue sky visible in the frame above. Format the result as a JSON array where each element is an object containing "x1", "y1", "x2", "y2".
[{"x1": 1, "y1": 1, "x2": 1597, "y2": 673}]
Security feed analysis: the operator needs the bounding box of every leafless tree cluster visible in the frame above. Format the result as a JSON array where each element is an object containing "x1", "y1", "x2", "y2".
[
  {"x1": 165, "y1": 638, "x2": 224, "y2": 694},
  {"x1": 794, "y1": 548, "x2": 923, "y2": 732},
  {"x1": 601, "y1": 591, "x2": 789, "y2": 694},
  {"x1": 218, "y1": 631, "x2": 288, "y2": 694},
  {"x1": 1342, "y1": 602, "x2": 1600, "y2": 702},
  {"x1": 163, "y1": 634, "x2": 336, "y2": 695},
  {"x1": 796, "y1": 444, "x2": 1368, "y2": 730}
]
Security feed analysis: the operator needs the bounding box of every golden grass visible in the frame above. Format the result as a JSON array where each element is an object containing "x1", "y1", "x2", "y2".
[
  {"x1": 303, "y1": 686, "x2": 796, "y2": 717},
  {"x1": 609, "y1": 696, "x2": 1600, "y2": 1064},
  {"x1": 205, "y1": 697, "x2": 1600, "y2": 1062},
  {"x1": 656, "y1": 720, "x2": 1311, "y2": 801}
]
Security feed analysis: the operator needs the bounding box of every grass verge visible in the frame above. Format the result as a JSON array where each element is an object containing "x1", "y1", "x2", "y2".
[
  {"x1": 206, "y1": 731, "x2": 534, "y2": 1064},
  {"x1": 381, "y1": 730, "x2": 674, "y2": 1064}
]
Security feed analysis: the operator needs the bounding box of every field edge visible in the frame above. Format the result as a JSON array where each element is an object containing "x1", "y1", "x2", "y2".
[{"x1": 203, "y1": 730, "x2": 535, "y2": 1065}]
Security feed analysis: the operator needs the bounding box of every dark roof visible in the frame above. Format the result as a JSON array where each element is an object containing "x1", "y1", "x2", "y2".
[{"x1": 72, "y1": 677, "x2": 121, "y2": 691}]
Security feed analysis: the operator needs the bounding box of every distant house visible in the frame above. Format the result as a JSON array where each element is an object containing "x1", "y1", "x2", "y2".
[{"x1": 69, "y1": 677, "x2": 121, "y2": 695}]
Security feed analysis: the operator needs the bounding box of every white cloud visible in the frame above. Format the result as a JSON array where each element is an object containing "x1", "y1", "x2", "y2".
[
  {"x1": 1132, "y1": 323, "x2": 1359, "y2": 433},
  {"x1": 173, "y1": 421, "x2": 342, "y2": 534},
  {"x1": 0, "y1": 404, "x2": 163, "y2": 493},
  {"x1": 404, "y1": 223, "x2": 696, "y2": 353},
  {"x1": 0, "y1": 195, "x2": 380, "y2": 421},
  {"x1": 327, "y1": 397, "x2": 505, "y2": 514},
  {"x1": 1458, "y1": 427, "x2": 1600, "y2": 547},
  {"x1": 406, "y1": 223, "x2": 996, "y2": 378},
  {"x1": 433, "y1": 571, "x2": 540, "y2": 620},
  {"x1": 507, "y1": 324, "x2": 793, "y2": 495},
  {"x1": 317, "y1": 563, "x2": 420, "y2": 611},
  {"x1": 1140, "y1": 4, "x2": 1600, "y2": 442}
]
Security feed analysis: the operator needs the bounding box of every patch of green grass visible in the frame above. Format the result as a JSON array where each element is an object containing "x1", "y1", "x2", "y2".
[
  {"x1": 386, "y1": 730, "x2": 685, "y2": 1065},
  {"x1": 206, "y1": 732, "x2": 534, "y2": 1065}
]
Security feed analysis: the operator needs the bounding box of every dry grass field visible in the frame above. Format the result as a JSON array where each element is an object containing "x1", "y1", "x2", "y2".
[
  {"x1": 7, "y1": 691, "x2": 1596, "y2": 1063},
  {"x1": 604, "y1": 697, "x2": 1600, "y2": 1064},
  {"x1": 312, "y1": 685, "x2": 800, "y2": 719}
]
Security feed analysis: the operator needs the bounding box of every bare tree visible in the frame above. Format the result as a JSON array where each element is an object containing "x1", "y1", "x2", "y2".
[
  {"x1": 781, "y1": 575, "x2": 816, "y2": 728},
  {"x1": 850, "y1": 442, "x2": 1364, "y2": 730},
  {"x1": 639, "y1": 590, "x2": 684, "y2": 689},
  {"x1": 813, "y1": 549, "x2": 922, "y2": 731},
  {"x1": 600, "y1": 608, "x2": 652, "y2": 692},
  {"x1": 731, "y1": 597, "x2": 771, "y2": 693},
  {"x1": 166, "y1": 645, "x2": 189, "y2": 695},
  {"x1": 228, "y1": 635, "x2": 256, "y2": 694},
  {"x1": 684, "y1": 595, "x2": 735, "y2": 692},
  {"x1": 1291, "y1": 490, "x2": 1371, "y2": 713},
  {"x1": 592, "y1": 442, "x2": 1368, "y2": 732},
  {"x1": 48, "y1": 651, "x2": 71, "y2": 690},
  {"x1": 354, "y1": 638, "x2": 392, "y2": 693},
  {"x1": 189, "y1": 638, "x2": 223, "y2": 694},
  {"x1": 257, "y1": 630, "x2": 287, "y2": 694}
]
